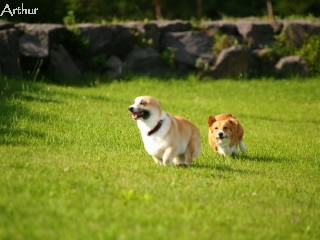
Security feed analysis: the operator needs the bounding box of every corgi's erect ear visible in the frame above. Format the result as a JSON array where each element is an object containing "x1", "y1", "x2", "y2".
[
  {"x1": 208, "y1": 116, "x2": 216, "y2": 126},
  {"x1": 228, "y1": 118, "x2": 237, "y2": 125}
]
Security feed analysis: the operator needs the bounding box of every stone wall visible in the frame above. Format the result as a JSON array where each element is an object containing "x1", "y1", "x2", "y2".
[{"x1": 0, "y1": 19, "x2": 319, "y2": 82}]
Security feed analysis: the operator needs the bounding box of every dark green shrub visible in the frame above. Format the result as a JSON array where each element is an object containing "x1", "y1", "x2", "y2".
[
  {"x1": 297, "y1": 35, "x2": 320, "y2": 74},
  {"x1": 271, "y1": 32, "x2": 320, "y2": 75}
]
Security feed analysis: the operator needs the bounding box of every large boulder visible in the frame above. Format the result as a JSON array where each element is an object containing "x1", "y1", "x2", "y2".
[
  {"x1": 123, "y1": 22, "x2": 161, "y2": 50},
  {"x1": 0, "y1": 28, "x2": 23, "y2": 77},
  {"x1": 17, "y1": 24, "x2": 68, "y2": 58},
  {"x1": 48, "y1": 45, "x2": 81, "y2": 82},
  {"x1": 153, "y1": 20, "x2": 192, "y2": 33},
  {"x1": 77, "y1": 24, "x2": 113, "y2": 57},
  {"x1": 281, "y1": 20, "x2": 320, "y2": 48},
  {"x1": 103, "y1": 55, "x2": 123, "y2": 78},
  {"x1": 275, "y1": 55, "x2": 309, "y2": 77},
  {"x1": 201, "y1": 20, "x2": 241, "y2": 36},
  {"x1": 0, "y1": 22, "x2": 15, "y2": 31},
  {"x1": 111, "y1": 25, "x2": 135, "y2": 58},
  {"x1": 125, "y1": 47, "x2": 170, "y2": 76},
  {"x1": 206, "y1": 45, "x2": 253, "y2": 79},
  {"x1": 236, "y1": 21, "x2": 275, "y2": 49},
  {"x1": 160, "y1": 31, "x2": 214, "y2": 68},
  {"x1": 252, "y1": 48, "x2": 279, "y2": 77},
  {"x1": 78, "y1": 24, "x2": 134, "y2": 59}
]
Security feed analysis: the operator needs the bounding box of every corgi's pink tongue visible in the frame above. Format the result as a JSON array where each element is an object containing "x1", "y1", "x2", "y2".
[{"x1": 132, "y1": 112, "x2": 141, "y2": 118}]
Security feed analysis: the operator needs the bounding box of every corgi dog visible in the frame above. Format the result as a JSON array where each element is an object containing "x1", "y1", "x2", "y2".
[
  {"x1": 128, "y1": 96, "x2": 201, "y2": 166},
  {"x1": 208, "y1": 113, "x2": 246, "y2": 156}
]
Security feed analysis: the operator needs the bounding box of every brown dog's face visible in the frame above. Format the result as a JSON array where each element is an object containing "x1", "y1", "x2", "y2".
[
  {"x1": 208, "y1": 116, "x2": 236, "y2": 144},
  {"x1": 210, "y1": 120, "x2": 234, "y2": 141}
]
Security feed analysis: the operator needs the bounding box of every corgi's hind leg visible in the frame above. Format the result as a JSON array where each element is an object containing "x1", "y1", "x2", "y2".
[{"x1": 239, "y1": 141, "x2": 247, "y2": 153}]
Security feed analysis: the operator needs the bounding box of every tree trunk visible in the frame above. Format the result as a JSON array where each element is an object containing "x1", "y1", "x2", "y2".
[
  {"x1": 266, "y1": 1, "x2": 274, "y2": 21},
  {"x1": 197, "y1": 0, "x2": 203, "y2": 19},
  {"x1": 153, "y1": 0, "x2": 162, "y2": 19}
]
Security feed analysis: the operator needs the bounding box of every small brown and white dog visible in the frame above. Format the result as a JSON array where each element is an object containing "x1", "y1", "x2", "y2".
[
  {"x1": 208, "y1": 113, "x2": 246, "y2": 156},
  {"x1": 128, "y1": 96, "x2": 201, "y2": 166}
]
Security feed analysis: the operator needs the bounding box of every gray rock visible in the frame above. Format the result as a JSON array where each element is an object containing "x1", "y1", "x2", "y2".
[
  {"x1": 236, "y1": 21, "x2": 274, "y2": 49},
  {"x1": 201, "y1": 20, "x2": 240, "y2": 36},
  {"x1": 78, "y1": 24, "x2": 113, "y2": 57},
  {"x1": 104, "y1": 55, "x2": 122, "y2": 78},
  {"x1": 123, "y1": 22, "x2": 160, "y2": 49},
  {"x1": 125, "y1": 47, "x2": 170, "y2": 75},
  {"x1": 0, "y1": 28, "x2": 22, "y2": 77},
  {"x1": 252, "y1": 48, "x2": 279, "y2": 76},
  {"x1": 161, "y1": 31, "x2": 214, "y2": 67},
  {"x1": 0, "y1": 22, "x2": 15, "y2": 30},
  {"x1": 207, "y1": 45, "x2": 253, "y2": 79},
  {"x1": 48, "y1": 45, "x2": 81, "y2": 82},
  {"x1": 275, "y1": 55, "x2": 309, "y2": 77},
  {"x1": 111, "y1": 25, "x2": 135, "y2": 58},
  {"x1": 281, "y1": 20, "x2": 320, "y2": 48},
  {"x1": 17, "y1": 23, "x2": 68, "y2": 58},
  {"x1": 78, "y1": 24, "x2": 134, "y2": 59},
  {"x1": 153, "y1": 20, "x2": 192, "y2": 33}
]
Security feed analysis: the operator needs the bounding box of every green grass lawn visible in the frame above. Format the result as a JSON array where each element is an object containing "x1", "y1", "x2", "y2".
[{"x1": 0, "y1": 76, "x2": 319, "y2": 240}]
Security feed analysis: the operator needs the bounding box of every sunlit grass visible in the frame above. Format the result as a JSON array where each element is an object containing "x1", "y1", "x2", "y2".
[{"x1": 0, "y1": 76, "x2": 319, "y2": 240}]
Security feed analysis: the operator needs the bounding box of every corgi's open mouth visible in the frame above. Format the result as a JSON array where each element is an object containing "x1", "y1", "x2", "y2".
[
  {"x1": 129, "y1": 108, "x2": 150, "y2": 120},
  {"x1": 132, "y1": 111, "x2": 144, "y2": 119}
]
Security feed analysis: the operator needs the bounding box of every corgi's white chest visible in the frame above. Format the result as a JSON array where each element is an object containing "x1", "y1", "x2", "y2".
[
  {"x1": 217, "y1": 145, "x2": 237, "y2": 156},
  {"x1": 138, "y1": 117, "x2": 171, "y2": 158},
  {"x1": 142, "y1": 135, "x2": 169, "y2": 157},
  {"x1": 216, "y1": 139, "x2": 237, "y2": 156}
]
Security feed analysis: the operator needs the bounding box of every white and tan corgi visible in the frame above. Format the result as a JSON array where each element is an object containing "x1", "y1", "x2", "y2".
[
  {"x1": 208, "y1": 113, "x2": 246, "y2": 156},
  {"x1": 128, "y1": 96, "x2": 201, "y2": 166}
]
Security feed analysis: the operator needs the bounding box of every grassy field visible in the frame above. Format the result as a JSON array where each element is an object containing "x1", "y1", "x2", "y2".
[{"x1": 0, "y1": 76, "x2": 319, "y2": 240}]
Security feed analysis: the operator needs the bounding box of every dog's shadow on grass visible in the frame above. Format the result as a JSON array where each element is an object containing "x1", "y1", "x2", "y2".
[
  {"x1": 239, "y1": 154, "x2": 285, "y2": 163},
  {"x1": 192, "y1": 154, "x2": 286, "y2": 173},
  {"x1": 192, "y1": 162, "x2": 258, "y2": 175}
]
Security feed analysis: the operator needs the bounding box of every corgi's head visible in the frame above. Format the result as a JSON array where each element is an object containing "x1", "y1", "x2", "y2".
[
  {"x1": 128, "y1": 96, "x2": 163, "y2": 122},
  {"x1": 208, "y1": 116, "x2": 238, "y2": 145}
]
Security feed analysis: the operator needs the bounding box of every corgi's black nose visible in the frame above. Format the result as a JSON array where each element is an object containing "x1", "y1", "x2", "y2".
[
  {"x1": 128, "y1": 107, "x2": 133, "y2": 111},
  {"x1": 218, "y1": 132, "x2": 224, "y2": 137}
]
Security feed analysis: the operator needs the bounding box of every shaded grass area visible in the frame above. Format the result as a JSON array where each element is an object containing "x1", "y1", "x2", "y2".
[{"x1": 0, "y1": 76, "x2": 319, "y2": 240}]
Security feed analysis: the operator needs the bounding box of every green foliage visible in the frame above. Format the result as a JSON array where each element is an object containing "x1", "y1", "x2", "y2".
[
  {"x1": 87, "y1": 54, "x2": 107, "y2": 70},
  {"x1": 273, "y1": 0, "x2": 320, "y2": 17},
  {"x1": 271, "y1": 32, "x2": 320, "y2": 75},
  {"x1": 195, "y1": 57, "x2": 209, "y2": 73},
  {"x1": 213, "y1": 33, "x2": 240, "y2": 55},
  {"x1": 131, "y1": 28, "x2": 154, "y2": 48},
  {"x1": 271, "y1": 32, "x2": 295, "y2": 57},
  {"x1": 0, "y1": 76, "x2": 320, "y2": 239},
  {"x1": 297, "y1": 35, "x2": 320, "y2": 74},
  {"x1": 63, "y1": 10, "x2": 77, "y2": 25},
  {"x1": 161, "y1": 47, "x2": 177, "y2": 69}
]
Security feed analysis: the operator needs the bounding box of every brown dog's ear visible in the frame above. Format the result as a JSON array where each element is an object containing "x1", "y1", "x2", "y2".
[
  {"x1": 228, "y1": 118, "x2": 239, "y2": 146},
  {"x1": 228, "y1": 118, "x2": 238, "y2": 125},
  {"x1": 208, "y1": 116, "x2": 216, "y2": 126}
]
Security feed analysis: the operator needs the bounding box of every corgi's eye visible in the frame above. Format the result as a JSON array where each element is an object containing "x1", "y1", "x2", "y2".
[
  {"x1": 215, "y1": 127, "x2": 218, "y2": 130},
  {"x1": 140, "y1": 100, "x2": 147, "y2": 106},
  {"x1": 223, "y1": 127, "x2": 228, "y2": 130}
]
